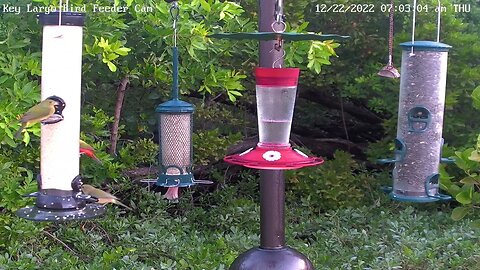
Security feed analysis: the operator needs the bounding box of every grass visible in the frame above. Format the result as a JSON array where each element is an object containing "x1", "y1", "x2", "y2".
[{"x1": 1, "y1": 183, "x2": 479, "y2": 270}]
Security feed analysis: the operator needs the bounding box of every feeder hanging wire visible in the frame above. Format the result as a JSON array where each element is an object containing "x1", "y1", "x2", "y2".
[
  {"x1": 410, "y1": 0, "x2": 417, "y2": 55},
  {"x1": 410, "y1": 0, "x2": 443, "y2": 56}
]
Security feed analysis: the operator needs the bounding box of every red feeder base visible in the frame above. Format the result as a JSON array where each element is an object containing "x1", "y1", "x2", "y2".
[{"x1": 224, "y1": 145, "x2": 324, "y2": 170}]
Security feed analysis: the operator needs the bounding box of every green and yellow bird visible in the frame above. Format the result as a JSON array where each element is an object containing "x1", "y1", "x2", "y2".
[
  {"x1": 81, "y1": 184, "x2": 132, "y2": 210},
  {"x1": 14, "y1": 99, "x2": 57, "y2": 138}
]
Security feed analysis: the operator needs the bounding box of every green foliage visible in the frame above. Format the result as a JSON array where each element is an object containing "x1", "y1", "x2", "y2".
[
  {"x1": 443, "y1": 134, "x2": 480, "y2": 226},
  {"x1": 84, "y1": 36, "x2": 132, "y2": 72},
  {"x1": 1, "y1": 0, "x2": 480, "y2": 268},
  {"x1": 1, "y1": 196, "x2": 479, "y2": 269},
  {"x1": 286, "y1": 150, "x2": 384, "y2": 210},
  {"x1": 118, "y1": 138, "x2": 158, "y2": 168},
  {"x1": 193, "y1": 129, "x2": 242, "y2": 166}
]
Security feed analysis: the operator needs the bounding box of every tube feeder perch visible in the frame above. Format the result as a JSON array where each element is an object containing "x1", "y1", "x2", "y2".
[
  {"x1": 16, "y1": 12, "x2": 105, "y2": 221},
  {"x1": 154, "y1": 2, "x2": 211, "y2": 188}
]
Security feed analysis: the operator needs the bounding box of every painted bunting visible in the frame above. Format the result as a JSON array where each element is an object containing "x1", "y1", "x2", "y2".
[
  {"x1": 14, "y1": 99, "x2": 57, "y2": 138},
  {"x1": 79, "y1": 139, "x2": 102, "y2": 164},
  {"x1": 163, "y1": 187, "x2": 179, "y2": 201},
  {"x1": 81, "y1": 184, "x2": 132, "y2": 210}
]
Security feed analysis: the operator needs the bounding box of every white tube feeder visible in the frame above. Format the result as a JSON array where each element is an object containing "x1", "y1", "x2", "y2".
[
  {"x1": 379, "y1": 41, "x2": 452, "y2": 202},
  {"x1": 17, "y1": 12, "x2": 105, "y2": 221}
]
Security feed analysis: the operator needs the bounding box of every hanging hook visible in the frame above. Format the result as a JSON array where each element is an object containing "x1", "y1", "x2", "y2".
[
  {"x1": 274, "y1": 36, "x2": 283, "y2": 51},
  {"x1": 169, "y1": 1, "x2": 179, "y2": 21},
  {"x1": 170, "y1": 1, "x2": 179, "y2": 48},
  {"x1": 271, "y1": 49, "x2": 286, "y2": 68}
]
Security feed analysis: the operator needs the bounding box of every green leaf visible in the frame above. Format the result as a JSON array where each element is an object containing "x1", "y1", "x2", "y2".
[
  {"x1": 468, "y1": 150, "x2": 480, "y2": 162},
  {"x1": 456, "y1": 190, "x2": 472, "y2": 204},
  {"x1": 228, "y1": 90, "x2": 242, "y2": 96},
  {"x1": 459, "y1": 177, "x2": 480, "y2": 185},
  {"x1": 200, "y1": 0, "x2": 211, "y2": 12},
  {"x1": 227, "y1": 92, "x2": 236, "y2": 102},
  {"x1": 0, "y1": 76, "x2": 8, "y2": 85},
  {"x1": 98, "y1": 37, "x2": 109, "y2": 49},
  {"x1": 451, "y1": 206, "x2": 470, "y2": 221},
  {"x1": 107, "y1": 61, "x2": 117, "y2": 72},
  {"x1": 115, "y1": 47, "x2": 131, "y2": 56},
  {"x1": 471, "y1": 86, "x2": 480, "y2": 110},
  {"x1": 471, "y1": 219, "x2": 480, "y2": 228},
  {"x1": 125, "y1": 0, "x2": 134, "y2": 7},
  {"x1": 106, "y1": 53, "x2": 119, "y2": 61}
]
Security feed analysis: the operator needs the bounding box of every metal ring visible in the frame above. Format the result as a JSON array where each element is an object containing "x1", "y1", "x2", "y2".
[
  {"x1": 170, "y1": 2, "x2": 179, "y2": 21},
  {"x1": 271, "y1": 21, "x2": 286, "y2": 33}
]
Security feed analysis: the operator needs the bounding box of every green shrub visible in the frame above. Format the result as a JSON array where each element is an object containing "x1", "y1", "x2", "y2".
[{"x1": 286, "y1": 150, "x2": 385, "y2": 211}]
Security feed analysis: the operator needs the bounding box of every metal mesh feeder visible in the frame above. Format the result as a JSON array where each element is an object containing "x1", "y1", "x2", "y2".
[
  {"x1": 155, "y1": 97, "x2": 211, "y2": 187},
  {"x1": 224, "y1": 67, "x2": 323, "y2": 170},
  {"x1": 151, "y1": 2, "x2": 212, "y2": 188},
  {"x1": 154, "y1": 2, "x2": 212, "y2": 188},
  {"x1": 380, "y1": 41, "x2": 452, "y2": 202}
]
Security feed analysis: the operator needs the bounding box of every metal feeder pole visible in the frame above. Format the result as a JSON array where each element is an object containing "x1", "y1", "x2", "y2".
[{"x1": 229, "y1": 0, "x2": 314, "y2": 269}]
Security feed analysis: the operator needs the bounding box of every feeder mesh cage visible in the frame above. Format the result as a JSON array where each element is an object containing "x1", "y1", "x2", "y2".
[{"x1": 159, "y1": 113, "x2": 192, "y2": 175}]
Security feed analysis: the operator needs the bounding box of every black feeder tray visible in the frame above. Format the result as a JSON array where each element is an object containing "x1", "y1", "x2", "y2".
[{"x1": 16, "y1": 176, "x2": 106, "y2": 222}]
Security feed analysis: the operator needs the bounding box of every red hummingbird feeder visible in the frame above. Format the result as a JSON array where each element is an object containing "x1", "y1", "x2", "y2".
[{"x1": 224, "y1": 67, "x2": 323, "y2": 170}]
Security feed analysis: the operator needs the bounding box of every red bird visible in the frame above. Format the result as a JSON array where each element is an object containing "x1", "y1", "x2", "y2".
[{"x1": 80, "y1": 139, "x2": 102, "y2": 164}]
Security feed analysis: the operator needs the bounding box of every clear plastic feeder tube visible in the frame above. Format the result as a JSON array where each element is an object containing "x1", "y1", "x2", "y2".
[
  {"x1": 392, "y1": 41, "x2": 451, "y2": 200},
  {"x1": 255, "y1": 67, "x2": 299, "y2": 147}
]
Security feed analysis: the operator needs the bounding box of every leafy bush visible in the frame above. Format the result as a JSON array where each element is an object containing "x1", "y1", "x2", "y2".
[
  {"x1": 193, "y1": 129, "x2": 242, "y2": 166},
  {"x1": 438, "y1": 86, "x2": 480, "y2": 226},
  {"x1": 286, "y1": 150, "x2": 386, "y2": 211}
]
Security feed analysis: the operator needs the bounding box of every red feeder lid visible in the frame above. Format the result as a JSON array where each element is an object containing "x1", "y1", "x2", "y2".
[
  {"x1": 224, "y1": 145, "x2": 324, "y2": 170},
  {"x1": 255, "y1": 67, "x2": 300, "y2": 87}
]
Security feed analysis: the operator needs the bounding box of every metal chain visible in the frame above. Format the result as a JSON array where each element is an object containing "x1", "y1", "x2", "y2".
[{"x1": 387, "y1": 0, "x2": 394, "y2": 65}]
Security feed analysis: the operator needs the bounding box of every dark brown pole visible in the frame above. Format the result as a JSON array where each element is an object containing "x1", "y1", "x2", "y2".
[
  {"x1": 230, "y1": 1, "x2": 314, "y2": 268},
  {"x1": 258, "y1": 0, "x2": 285, "y2": 249}
]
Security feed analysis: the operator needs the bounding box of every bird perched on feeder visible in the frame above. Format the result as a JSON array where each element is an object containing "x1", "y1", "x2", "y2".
[
  {"x1": 80, "y1": 139, "x2": 102, "y2": 164},
  {"x1": 14, "y1": 99, "x2": 57, "y2": 138},
  {"x1": 81, "y1": 184, "x2": 132, "y2": 210}
]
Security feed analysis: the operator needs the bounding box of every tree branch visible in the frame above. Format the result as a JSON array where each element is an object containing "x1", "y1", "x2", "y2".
[{"x1": 109, "y1": 76, "x2": 130, "y2": 155}]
